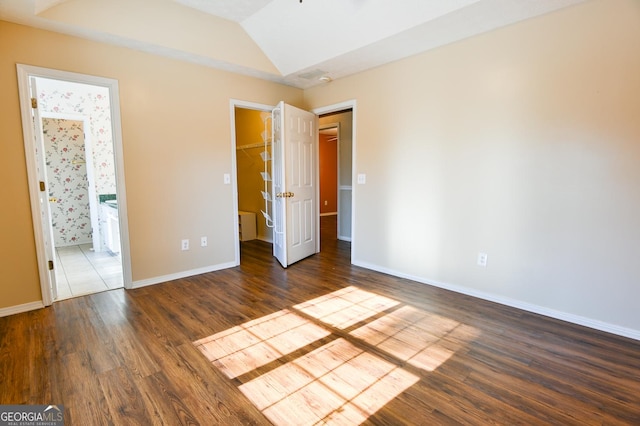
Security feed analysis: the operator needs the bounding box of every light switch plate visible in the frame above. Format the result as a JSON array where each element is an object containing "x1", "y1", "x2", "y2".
[
  {"x1": 223, "y1": 173, "x2": 231, "y2": 184},
  {"x1": 357, "y1": 173, "x2": 366, "y2": 184},
  {"x1": 477, "y1": 252, "x2": 488, "y2": 267}
]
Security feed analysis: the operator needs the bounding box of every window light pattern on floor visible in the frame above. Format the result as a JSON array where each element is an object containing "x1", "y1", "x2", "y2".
[
  {"x1": 194, "y1": 286, "x2": 478, "y2": 425},
  {"x1": 350, "y1": 305, "x2": 480, "y2": 372},
  {"x1": 193, "y1": 309, "x2": 330, "y2": 379},
  {"x1": 238, "y1": 338, "x2": 419, "y2": 425},
  {"x1": 293, "y1": 286, "x2": 400, "y2": 329}
]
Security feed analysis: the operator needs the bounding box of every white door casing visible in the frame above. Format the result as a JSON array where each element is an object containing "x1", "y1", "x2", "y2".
[
  {"x1": 272, "y1": 102, "x2": 318, "y2": 267},
  {"x1": 17, "y1": 64, "x2": 132, "y2": 304}
]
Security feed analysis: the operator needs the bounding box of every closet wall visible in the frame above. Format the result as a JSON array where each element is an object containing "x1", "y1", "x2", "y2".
[{"x1": 235, "y1": 108, "x2": 273, "y2": 242}]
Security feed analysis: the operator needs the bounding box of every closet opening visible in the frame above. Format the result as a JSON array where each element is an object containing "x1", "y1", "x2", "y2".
[{"x1": 230, "y1": 100, "x2": 354, "y2": 266}]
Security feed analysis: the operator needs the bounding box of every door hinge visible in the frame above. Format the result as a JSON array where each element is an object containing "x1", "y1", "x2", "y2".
[
  {"x1": 39, "y1": 181, "x2": 46, "y2": 191},
  {"x1": 48, "y1": 260, "x2": 54, "y2": 271},
  {"x1": 31, "y1": 97, "x2": 38, "y2": 109}
]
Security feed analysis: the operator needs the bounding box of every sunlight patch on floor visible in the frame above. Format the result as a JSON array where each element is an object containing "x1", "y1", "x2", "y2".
[
  {"x1": 351, "y1": 305, "x2": 480, "y2": 372},
  {"x1": 194, "y1": 286, "x2": 479, "y2": 424},
  {"x1": 294, "y1": 286, "x2": 400, "y2": 329},
  {"x1": 193, "y1": 309, "x2": 330, "y2": 379},
  {"x1": 238, "y1": 338, "x2": 419, "y2": 425}
]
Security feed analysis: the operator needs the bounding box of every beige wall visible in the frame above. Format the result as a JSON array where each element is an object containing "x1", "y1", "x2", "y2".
[
  {"x1": 305, "y1": 0, "x2": 640, "y2": 335},
  {"x1": 0, "y1": 20, "x2": 302, "y2": 309}
]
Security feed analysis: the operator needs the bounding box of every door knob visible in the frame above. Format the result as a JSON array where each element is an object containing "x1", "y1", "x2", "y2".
[{"x1": 275, "y1": 192, "x2": 294, "y2": 198}]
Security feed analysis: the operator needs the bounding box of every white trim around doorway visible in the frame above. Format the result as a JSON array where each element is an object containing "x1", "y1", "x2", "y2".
[{"x1": 16, "y1": 64, "x2": 133, "y2": 306}]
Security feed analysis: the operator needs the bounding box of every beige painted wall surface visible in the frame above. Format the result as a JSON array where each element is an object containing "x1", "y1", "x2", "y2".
[
  {"x1": 305, "y1": 0, "x2": 640, "y2": 333},
  {"x1": 0, "y1": 20, "x2": 302, "y2": 309}
]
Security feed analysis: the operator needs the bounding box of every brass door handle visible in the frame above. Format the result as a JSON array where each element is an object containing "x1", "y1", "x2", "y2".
[
  {"x1": 275, "y1": 192, "x2": 294, "y2": 198},
  {"x1": 49, "y1": 197, "x2": 58, "y2": 202}
]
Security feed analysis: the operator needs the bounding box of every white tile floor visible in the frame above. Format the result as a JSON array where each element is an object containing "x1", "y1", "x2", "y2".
[{"x1": 54, "y1": 243, "x2": 123, "y2": 300}]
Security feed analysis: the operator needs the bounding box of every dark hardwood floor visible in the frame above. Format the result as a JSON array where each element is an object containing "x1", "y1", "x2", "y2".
[{"x1": 1, "y1": 215, "x2": 639, "y2": 425}]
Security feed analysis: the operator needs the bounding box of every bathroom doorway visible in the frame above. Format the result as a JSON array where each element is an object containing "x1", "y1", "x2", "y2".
[
  {"x1": 17, "y1": 64, "x2": 132, "y2": 305},
  {"x1": 38, "y1": 78, "x2": 123, "y2": 299}
]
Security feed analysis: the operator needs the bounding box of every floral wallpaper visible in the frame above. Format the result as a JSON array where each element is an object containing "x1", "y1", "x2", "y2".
[
  {"x1": 43, "y1": 118, "x2": 92, "y2": 246},
  {"x1": 37, "y1": 77, "x2": 116, "y2": 251},
  {"x1": 37, "y1": 79, "x2": 116, "y2": 195}
]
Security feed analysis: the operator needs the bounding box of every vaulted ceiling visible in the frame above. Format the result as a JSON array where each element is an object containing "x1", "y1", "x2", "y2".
[{"x1": 0, "y1": 0, "x2": 586, "y2": 88}]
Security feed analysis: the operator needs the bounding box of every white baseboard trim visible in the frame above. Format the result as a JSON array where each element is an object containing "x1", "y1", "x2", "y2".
[
  {"x1": 132, "y1": 261, "x2": 237, "y2": 289},
  {"x1": 352, "y1": 260, "x2": 640, "y2": 341},
  {"x1": 0, "y1": 301, "x2": 45, "y2": 318}
]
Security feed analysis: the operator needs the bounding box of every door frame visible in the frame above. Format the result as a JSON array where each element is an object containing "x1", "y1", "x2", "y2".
[
  {"x1": 313, "y1": 100, "x2": 357, "y2": 250},
  {"x1": 16, "y1": 64, "x2": 133, "y2": 305}
]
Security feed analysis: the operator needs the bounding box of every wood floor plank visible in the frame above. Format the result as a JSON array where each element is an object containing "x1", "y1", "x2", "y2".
[
  {"x1": 98, "y1": 365, "x2": 150, "y2": 425},
  {"x1": 57, "y1": 350, "x2": 114, "y2": 425},
  {"x1": 134, "y1": 371, "x2": 192, "y2": 426},
  {"x1": 1, "y1": 217, "x2": 639, "y2": 425}
]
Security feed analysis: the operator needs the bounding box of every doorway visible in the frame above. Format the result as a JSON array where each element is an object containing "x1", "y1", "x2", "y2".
[
  {"x1": 41, "y1": 111, "x2": 123, "y2": 298},
  {"x1": 230, "y1": 99, "x2": 355, "y2": 266},
  {"x1": 17, "y1": 65, "x2": 132, "y2": 305},
  {"x1": 234, "y1": 105, "x2": 274, "y2": 246},
  {"x1": 318, "y1": 108, "x2": 354, "y2": 243}
]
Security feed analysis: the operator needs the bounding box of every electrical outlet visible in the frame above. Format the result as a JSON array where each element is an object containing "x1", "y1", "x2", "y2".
[
  {"x1": 223, "y1": 173, "x2": 231, "y2": 184},
  {"x1": 477, "y1": 252, "x2": 488, "y2": 267},
  {"x1": 181, "y1": 239, "x2": 189, "y2": 251},
  {"x1": 201, "y1": 236, "x2": 207, "y2": 247}
]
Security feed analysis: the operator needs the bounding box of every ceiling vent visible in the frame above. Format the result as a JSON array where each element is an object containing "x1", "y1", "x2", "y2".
[{"x1": 297, "y1": 69, "x2": 327, "y2": 80}]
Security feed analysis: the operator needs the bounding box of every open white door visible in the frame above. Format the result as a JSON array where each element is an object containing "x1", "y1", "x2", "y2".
[
  {"x1": 29, "y1": 77, "x2": 58, "y2": 301},
  {"x1": 272, "y1": 102, "x2": 318, "y2": 268}
]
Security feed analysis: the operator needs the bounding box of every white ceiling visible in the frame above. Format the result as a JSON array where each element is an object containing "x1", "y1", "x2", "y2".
[{"x1": 0, "y1": 0, "x2": 587, "y2": 88}]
